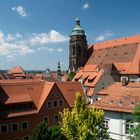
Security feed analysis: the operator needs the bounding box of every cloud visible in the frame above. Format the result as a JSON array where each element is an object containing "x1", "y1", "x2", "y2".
[
  {"x1": 11, "y1": 5, "x2": 28, "y2": 17},
  {"x1": 7, "y1": 34, "x2": 14, "y2": 41},
  {"x1": 37, "y1": 47, "x2": 63, "y2": 53},
  {"x1": 16, "y1": 32, "x2": 22, "y2": 38},
  {"x1": 94, "y1": 31, "x2": 114, "y2": 42},
  {"x1": 57, "y1": 48, "x2": 63, "y2": 52},
  {"x1": 0, "y1": 31, "x2": 34, "y2": 61},
  {"x1": 82, "y1": 2, "x2": 90, "y2": 9},
  {"x1": 0, "y1": 30, "x2": 66, "y2": 61},
  {"x1": 30, "y1": 30, "x2": 68, "y2": 45}
]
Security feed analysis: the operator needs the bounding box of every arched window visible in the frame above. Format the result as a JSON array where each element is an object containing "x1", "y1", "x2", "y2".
[
  {"x1": 72, "y1": 45, "x2": 76, "y2": 55},
  {"x1": 79, "y1": 45, "x2": 81, "y2": 56},
  {"x1": 72, "y1": 60, "x2": 75, "y2": 66}
]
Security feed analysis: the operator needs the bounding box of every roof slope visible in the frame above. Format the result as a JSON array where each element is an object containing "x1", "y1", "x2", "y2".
[
  {"x1": 0, "y1": 79, "x2": 44, "y2": 105},
  {"x1": 94, "y1": 82, "x2": 140, "y2": 113},
  {"x1": 56, "y1": 82, "x2": 85, "y2": 108},
  {"x1": 9, "y1": 66, "x2": 25, "y2": 74},
  {"x1": 86, "y1": 34, "x2": 140, "y2": 74},
  {"x1": 37, "y1": 81, "x2": 54, "y2": 110}
]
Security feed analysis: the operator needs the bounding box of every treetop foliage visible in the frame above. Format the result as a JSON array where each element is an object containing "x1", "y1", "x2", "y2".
[{"x1": 60, "y1": 92, "x2": 110, "y2": 140}]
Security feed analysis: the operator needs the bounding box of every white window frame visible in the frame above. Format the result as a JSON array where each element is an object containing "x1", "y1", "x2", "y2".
[
  {"x1": 104, "y1": 118, "x2": 109, "y2": 130},
  {"x1": 21, "y1": 121, "x2": 28, "y2": 130},
  {"x1": 125, "y1": 120, "x2": 134, "y2": 135},
  {"x1": 11, "y1": 122, "x2": 19, "y2": 132},
  {"x1": 0, "y1": 124, "x2": 8, "y2": 133}
]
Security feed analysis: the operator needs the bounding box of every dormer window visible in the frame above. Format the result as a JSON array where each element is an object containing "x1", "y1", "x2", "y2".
[
  {"x1": 124, "y1": 52, "x2": 128, "y2": 55},
  {"x1": 110, "y1": 100, "x2": 114, "y2": 104},
  {"x1": 119, "y1": 100, "x2": 122, "y2": 105},
  {"x1": 113, "y1": 53, "x2": 117, "y2": 56},
  {"x1": 131, "y1": 102, "x2": 134, "y2": 106}
]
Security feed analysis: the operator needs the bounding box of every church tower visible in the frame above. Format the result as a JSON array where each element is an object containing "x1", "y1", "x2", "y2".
[{"x1": 69, "y1": 17, "x2": 88, "y2": 72}]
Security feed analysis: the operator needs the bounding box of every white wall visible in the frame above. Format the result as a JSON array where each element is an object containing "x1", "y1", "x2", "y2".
[
  {"x1": 128, "y1": 75, "x2": 140, "y2": 82},
  {"x1": 105, "y1": 111, "x2": 133, "y2": 140},
  {"x1": 90, "y1": 72, "x2": 115, "y2": 104}
]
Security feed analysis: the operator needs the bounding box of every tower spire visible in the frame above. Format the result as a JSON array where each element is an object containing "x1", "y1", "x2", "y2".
[
  {"x1": 69, "y1": 18, "x2": 88, "y2": 72},
  {"x1": 76, "y1": 17, "x2": 80, "y2": 26}
]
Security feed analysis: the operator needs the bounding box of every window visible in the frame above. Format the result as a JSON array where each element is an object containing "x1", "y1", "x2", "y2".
[
  {"x1": 52, "y1": 92, "x2": 58, "y2": 97},
  {"x1": 54, "y1": 101, "x2": 57, "y2": 107},
  {"x1": 72, "y1": 46, "x2": 76, "y2": 55},
  {"x1": 12, "y1": 123, "x2": 19, "y2": 132},
  {"x1": 113, "y1": 53, "x2": 117, "y2": 56},
  {"x1": 72, "y1": 60, "x2": 75, "y2": 66},
  {"x1": 47, "y1": 101, "x2": 51, "y2": 108},
  {"x1": 43, "y1": 116, "x2": 49, "y2": 124},
  {"x1": 5, "y1": 103, "x2": 33, "y2": 112},
  {"x1": 79, "y1": 45, "x2": 81, "y2": 56},
  {"x1": 59, "y1": 100, "x2": 63, "y2": 107},
  {"x1": 1, "y1": 124, "x2": 8, "y2": 133},
  {"x1": 54, "y1": 115, "x2": 59, "y2": 123},
  {"x1": 104, "y1": 119, "x2": 109, "y2": 129},
  {"x1": 125, "y1": 120, "x2": 134, "y2": 134},
  {"x1": 21, "y1": 121, "x2": 28, "y2": 130},
  {"x1": 23, "y1": 136, "x2": 29, "y2": 140}
]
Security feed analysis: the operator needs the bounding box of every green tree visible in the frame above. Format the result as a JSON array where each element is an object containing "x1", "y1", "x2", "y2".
[
  {"x1": 67, "y1": 71, "x2": 76, "y2": 81},
  {"x1": 60, "y1": 92, "x2": 110, "y2": 140},
  {"x1": 129, "y1": 103, "x2": 140, "y2": 140},
  {"x1": 30, "y1": 122, "x2": 66, "y2": 140}
]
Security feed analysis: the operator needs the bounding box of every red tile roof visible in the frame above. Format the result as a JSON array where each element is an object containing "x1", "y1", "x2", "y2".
[
  {"x1": 56, "y1": 82, "x2": 85, "y2": 108},
  {"x1": 86, "y1": 34, "x2": 140, "y2": 74},
  {"x1": 93, "y1": 34, "x2": 140, "y2": 50},
  {"x1": 94, "y1": 82, "x2": 140, "y2": 113},
  {"x1": 0, "y1": 80, "x2": 84, "y2": 117},
  {"x1": 9, "y1": 66, "x2": 25, "y2": 74},
  {"x1": 0, "y1": 79, "x2": 44, "y2": 105}
]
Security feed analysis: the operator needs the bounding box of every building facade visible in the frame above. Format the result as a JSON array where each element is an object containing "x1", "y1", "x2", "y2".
[
  {"x1": 94, "y1": 82, "x2": 140, "y2": 140},
  {"x1": 0, "y1": 80, "x2": 84, "y2": 140}
]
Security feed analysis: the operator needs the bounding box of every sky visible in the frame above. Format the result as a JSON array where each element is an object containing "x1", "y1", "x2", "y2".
[{"x1": 0, "y1": 0, "x2": 140, "y2": 71}]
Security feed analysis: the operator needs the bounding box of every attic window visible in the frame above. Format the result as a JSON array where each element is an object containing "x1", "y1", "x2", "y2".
[
  {"x1": 124, "y1": 52, "x2": 128, "y2": 55},
  {"x1": 119, "y1": 100, "x2": 123, "y2": 105},
  {"x1": 123, "y1": 44, "x2": 127, "y2": 46},
  {"x1": 110, "y1": 100, "x2": 114, "y2": 104},
  {"x1": 113, "y1": 53, "x2": 117, "y2": 56},
  {"x1": 131, "y1": 102, "x2": 134, "y2": 106}
]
